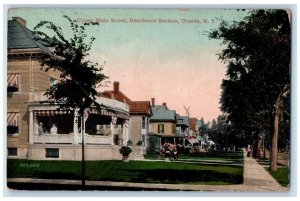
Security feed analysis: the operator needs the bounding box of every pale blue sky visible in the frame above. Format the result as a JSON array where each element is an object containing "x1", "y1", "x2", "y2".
[{"x1": 8, "y1": 8, "x2": 249, "y2": 121}]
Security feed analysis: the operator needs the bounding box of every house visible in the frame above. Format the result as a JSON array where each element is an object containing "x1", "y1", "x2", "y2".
[
  {"x1": 176, "y1": 114, "x2": 189, "y2": 136},
  {"x1": 150, "y1": 99, "x2": 184, "y2": 146},
  {"x1": 7, "y1": 17, "x2": 140, "y2": 160},
  {"x1": 101, "y1": 81, "x2": 152, "y2": 154},
  {"x1": 7, "y1": 16, "x2": 57, "y2": 159}
]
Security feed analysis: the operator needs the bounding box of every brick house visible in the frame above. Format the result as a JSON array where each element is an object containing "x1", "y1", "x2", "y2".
[{"x1": 7, "y1": 17, "x2": 142, "y2": 160}]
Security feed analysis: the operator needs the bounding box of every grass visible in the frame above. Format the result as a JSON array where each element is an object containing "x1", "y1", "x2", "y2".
[
  {"x1": 7, "y1": 159, "x2": 243, "y2": 185},
  {"x1": 257, "y1": 157, "x2": 289, "y2": 187},
  {"x1": 265, "y1": 167, "x2": 289, "y2": 187},
  {"x1": 144, "y1": 151, "x2": 244, "y2": 161}
]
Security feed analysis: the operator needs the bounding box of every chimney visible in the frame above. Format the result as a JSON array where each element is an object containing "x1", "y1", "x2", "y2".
[
  {"x1": 163, "y1": 102, "x2": 167, "y2": 107},
  {"x1": 113, "y1": 81, "x2": 119, "y2": 92},
  {"x1": 13, "y1": 17, "x2": 26, "y2": 27},
  {"x1": 151, "y1": 98, "x2": 155, "y2": 106}
]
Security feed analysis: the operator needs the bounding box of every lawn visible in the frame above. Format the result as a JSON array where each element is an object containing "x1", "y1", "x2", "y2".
[
  {"x1": 7, "y1": 159, "x2": 243, "y2": 185},
  {"x1": 144, "y1": 151, "x2": 244, "y2": 161},
  {"x1": 265, "y1": 167, "x2": 289, "y2": 187}
]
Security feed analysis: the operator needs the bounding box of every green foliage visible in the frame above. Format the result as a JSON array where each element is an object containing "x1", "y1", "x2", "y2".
[
  {"x1": 126, "y1": 139, "x2": 133, "y2": 146},
  {"x1": 33, "y1": 15, "x2": 108, "y2": 114},
  {"x1": 148, "y1": 135, "x2": 160, "y2": 154},
  {"x1": 208, "y1": 10, "x2": 290, "y2": 148},
  {"x1": 119, "y1": 146, "x2": 132, "y2": 156},
  {"x1": 136, "y1": 140, "x2": 143, "y2": 146}
]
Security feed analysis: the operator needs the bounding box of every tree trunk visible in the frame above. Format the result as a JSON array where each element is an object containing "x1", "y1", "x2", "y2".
[
  {"x1": 271, "y1": 104, "x2": 279, "y2": 171},
  {"x1": 81, "y1": 108, "x2": 89, "y2": 187},
  {"x1": 271, "y1": 85, "x2": 289, "y2": 171}
]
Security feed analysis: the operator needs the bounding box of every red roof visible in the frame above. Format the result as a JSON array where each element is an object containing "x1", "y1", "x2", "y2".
[
  {"x1": 189, "y1": 117, "x2": 198, "y2": 131},
  {"x1": 101, "y1": 90, "x2": 131, "y2": 104},
  {"x1": 129, "y1": 101, "x2": 152, "y2": 116},
  {"x1": 101, "y1": 82, "x2": 151, "y2": 115}
]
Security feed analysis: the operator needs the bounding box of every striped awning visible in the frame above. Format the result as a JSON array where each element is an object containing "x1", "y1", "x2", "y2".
[
  {"x1": 7, "y1": 112, "x2": 19, "y2": 126},
  {"x1": 34, "y1": 110, "x2": 72, "y2": 116},
  {"x1": 7, "y1": 73, "x2": 19, "y2": 87}
]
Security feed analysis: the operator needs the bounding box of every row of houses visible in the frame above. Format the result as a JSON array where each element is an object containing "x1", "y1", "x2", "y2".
[{"x1": 7, "y1": 17, "x2": 212, "y2": 161}]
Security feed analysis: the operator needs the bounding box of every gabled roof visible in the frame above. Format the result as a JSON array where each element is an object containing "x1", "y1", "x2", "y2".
[
  {"x1": 101, "y1": 90, "x2": 131, "y2": 104},
  {"x1": 8, "y1": 18, "x2": 52, "y2": 54},
  {"x1": 176, "y1": 114, "x2": 190, "y2": 126},
  {"x1": 129, "y1": 101, "x2": 152, "y2": 116},
  {"x1": 101, "y1": 82, "x2": 151, "y2": 116},
  {"x1": 150, "y1": 105, "x2": 176, "y2": 122}
]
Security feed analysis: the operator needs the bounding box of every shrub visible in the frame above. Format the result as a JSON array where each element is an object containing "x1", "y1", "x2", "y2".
[
  {"x1": 148, "y1": 136, "x2": 159, "y2": 154},
  {"x1": 119, "y1": 146, "x2": 132, "y2": 156},
  {"x1": 127, "y1": 139, "x2": 133, "y2": 146},
  {"x1": 136, "y1": 140, "x2": 143, "y2": 146}
]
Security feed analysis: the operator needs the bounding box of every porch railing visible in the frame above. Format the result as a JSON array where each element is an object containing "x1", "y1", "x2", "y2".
[
  {"x1": 33, "y1": 133, "x2": 74, "y2": 144},
  {"x1": 32, "y1": 133, "x2": 112, "y2": 145}
]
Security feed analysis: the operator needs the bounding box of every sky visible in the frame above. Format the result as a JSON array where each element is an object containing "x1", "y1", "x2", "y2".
[{"x1": 8, "y1": 8, "x2": 248, "y2": 122}]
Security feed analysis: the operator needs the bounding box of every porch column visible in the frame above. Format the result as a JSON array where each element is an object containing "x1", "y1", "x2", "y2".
[
  {"x1": 110, "y1": 119, "x2": 114, "y2": 145},
  {"x1": 124, "y1": 119, "x2": 129, "y2": 146},
  {"x1": 29, "y1": 110, "x2": 34, "y2": 144}
]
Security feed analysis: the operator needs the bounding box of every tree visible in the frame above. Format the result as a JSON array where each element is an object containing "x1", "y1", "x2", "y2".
[
  {"x1": 209, "y1": 10, "x2": 290, "y2": 170},
  {"x1": 33, "y1": 15, "x2": 108, "y2": 186},
  {"x1": 148, "y1": 136, "x2": 160, "y2": 154}
]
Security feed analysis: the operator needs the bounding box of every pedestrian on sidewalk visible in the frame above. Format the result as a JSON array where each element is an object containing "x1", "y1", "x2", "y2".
[{"x1": 247, "y1": 144, "x2": 252, "y2": 157}]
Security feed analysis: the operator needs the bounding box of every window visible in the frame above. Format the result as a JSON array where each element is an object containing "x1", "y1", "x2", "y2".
[
  {"x1": 45, "y1": 148, "x2": 59, "y2": 158},
  {"x1": 7, "y1": 112, "x2": 19, "y2": 134},
  {"x1": 113, "y1": 135, "x2": 119, "y2": 145},
  {"x1": 7, "y1": 73, "x2": 20, "y2": 92},
  {"x1": 158, "y1": 124, "x2": 164, "y2": 134},
  {"x1": 172, "y1": 124, "x2": 176, "y2": 134},
  {"x1": 142, "y1": 117, "x2": 146, "y2": 129},
  {"x1": 142, "y1": 135, "x2": 145, "y2": 147},
  {"x1": 8, "y1": 148, "x2": 17, "y2": 156}
]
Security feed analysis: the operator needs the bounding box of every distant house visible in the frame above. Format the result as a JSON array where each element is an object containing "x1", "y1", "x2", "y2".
[
  {"x1": 101, "y1": 82, "x2": 152, "y2": 154},
  {"x1": 7, "y1": 17, "x2": 136, "y2": 161},
  {"x1": 189, "y1": 117, "x2": 198, "y2": 136},
  {"x1": 176, "y1": 114, "x2": 189, "y2": 137},
  {"x1": 150, "y1": 99, "x2": 184, "y2": 146}
]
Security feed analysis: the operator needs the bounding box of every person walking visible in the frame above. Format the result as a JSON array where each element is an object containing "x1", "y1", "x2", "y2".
[{"x1": 247, "y1": 144, "x2": 252, "y2": 157}]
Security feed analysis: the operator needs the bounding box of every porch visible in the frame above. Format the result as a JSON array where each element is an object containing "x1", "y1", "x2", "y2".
[{"x1": 28, "y1": 94, "x2": 130, "y2": 145}]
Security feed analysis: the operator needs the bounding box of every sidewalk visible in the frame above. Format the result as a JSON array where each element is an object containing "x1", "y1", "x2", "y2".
[
  {"x1": 7, "y1": 151, "x2": 288, "y2": 192},
  {"x1": 241, "y1": 152, "x2": 288, "y2": 192}
]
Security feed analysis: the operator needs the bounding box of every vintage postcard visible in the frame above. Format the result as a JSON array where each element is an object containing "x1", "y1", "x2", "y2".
[{"x1": 6, "y1": 8, "x2": 291, "y2": 192}]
